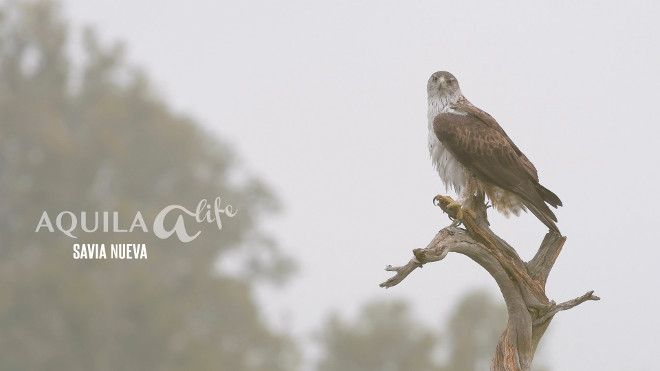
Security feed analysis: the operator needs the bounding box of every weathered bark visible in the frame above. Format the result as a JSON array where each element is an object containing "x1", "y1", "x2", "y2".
[{"x1": 380, "y1": 193, "x2": 598, "y2": 371}]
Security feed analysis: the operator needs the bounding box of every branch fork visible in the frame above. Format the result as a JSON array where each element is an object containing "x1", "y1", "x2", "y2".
[{"x1": 380, "y1": 194, "x2": 598, "y2": 371}]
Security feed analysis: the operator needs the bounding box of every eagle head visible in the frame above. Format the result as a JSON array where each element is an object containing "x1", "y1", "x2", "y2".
[{"x1": 427, "y1": 71, "x2": 462, "y2": 106}]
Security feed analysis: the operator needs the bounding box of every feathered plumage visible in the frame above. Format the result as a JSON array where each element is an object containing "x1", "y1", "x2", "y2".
[{"x1": 427, "y1": 71, "x2": 562, "y2": 234}]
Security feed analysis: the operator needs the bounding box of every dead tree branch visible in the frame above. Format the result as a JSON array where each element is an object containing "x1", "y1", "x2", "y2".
[{"x1": 380, "y1": 193, "x2": 598, "y2": 371}]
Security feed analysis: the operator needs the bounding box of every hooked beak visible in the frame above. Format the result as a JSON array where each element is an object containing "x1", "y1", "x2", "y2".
[{"x1": 437, "y1": 76, "x2": 445, "y2": 90}]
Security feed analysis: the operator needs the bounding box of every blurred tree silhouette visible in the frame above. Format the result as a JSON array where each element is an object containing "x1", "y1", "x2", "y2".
[
  {"x1": 316, "y1": 300, "x2": 441, "y2": 371},
  {"x1": 0, "y1": 1, "x2": 297, "y2": 370},
  {"x1": 441, "y1": 291, "x2": 507, "y2": 371},
  {"x1": 316, "y1": 291, "x2": 548, "y2": 371}
]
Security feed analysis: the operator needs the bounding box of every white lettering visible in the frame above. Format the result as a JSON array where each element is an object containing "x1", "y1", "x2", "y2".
[
  {"x1": 35, "y1": 211, "x2": 54, "y2": 233},
  {"x1": 130, "y1": 212, "x2": 148, "y2": 233},
  {"x1": 80, "y1": 212, "x2": 98, "y2": 233},
  {"x1": 56, "y1": 211, "x2": 77, "y2": 238},
  {"x1": 153, "y1": 205, "x2": 201, "y2": 242}
]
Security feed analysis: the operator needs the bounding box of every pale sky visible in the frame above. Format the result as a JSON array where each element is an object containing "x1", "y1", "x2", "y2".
[{"x1": 65, "y1": 1, "x2": 660, "y2": 370}]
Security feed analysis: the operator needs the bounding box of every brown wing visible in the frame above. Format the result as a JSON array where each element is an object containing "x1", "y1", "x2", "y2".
[
  {"x1": 433, "y1": 108, "x2": 562, "y2": 232},
  {"x1": 433, "y1": 111, "x2": 529, "y2": 190},
  {"x1": 457, "y1": 102, "x2": 540, "y2": 182}
]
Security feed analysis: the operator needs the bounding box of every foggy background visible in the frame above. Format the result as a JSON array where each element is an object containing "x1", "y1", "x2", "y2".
[{"x1": 3, "y1": 0, "x2": 660, "y2": 370}]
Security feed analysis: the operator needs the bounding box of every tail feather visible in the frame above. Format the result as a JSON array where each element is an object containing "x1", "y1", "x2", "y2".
[
  {"x1": 525, "y1": 201, "x2": 561, "y2": 235},
  {"x1": 537, "y1": 184, "x2": 562, "y2": 208},
  {"x1": 517, "y1": 182, "x2": 562, "y2": 235}
]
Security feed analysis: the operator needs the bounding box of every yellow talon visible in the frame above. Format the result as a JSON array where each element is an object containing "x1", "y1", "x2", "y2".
[
  {"x1": 433, "y1": 194, "x2": 454, "y2": 206},
  {"x1": 433, "y1": 195, "x2": 463, "y2": 220},
  {"x1": 433, "y1": 195, "x2": 477, "y2": 221},
  {"x1": 449, "y1": 203, "x2": 463, "y2": 220}
]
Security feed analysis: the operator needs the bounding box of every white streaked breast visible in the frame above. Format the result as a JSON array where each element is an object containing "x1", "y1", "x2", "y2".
[{"x1": 428, "y1": 130, "x2": 465, "y2": 193}]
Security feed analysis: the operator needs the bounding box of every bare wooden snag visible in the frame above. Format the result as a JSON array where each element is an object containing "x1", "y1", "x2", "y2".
[{"x1": 380, "y1": 193, "x2": 598, "y2": 371}]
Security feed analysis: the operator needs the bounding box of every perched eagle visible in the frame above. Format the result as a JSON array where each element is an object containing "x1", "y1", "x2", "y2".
[{"x1": 427, "y1": 71, "x2": 562, "y2": 234}]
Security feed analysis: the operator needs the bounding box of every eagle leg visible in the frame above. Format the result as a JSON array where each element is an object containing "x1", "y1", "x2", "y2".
[
  {"x1": 433, "y1": 194, "x2": 476, "y2": 221},
  {"x1": 450, "y1": 219, "x2": 463, "y2": 228}
]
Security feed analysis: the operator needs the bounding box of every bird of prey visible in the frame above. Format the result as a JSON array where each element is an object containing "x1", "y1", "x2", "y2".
[{"x1": 427, "y1": 71, "x2": 562, "y2": 234}]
